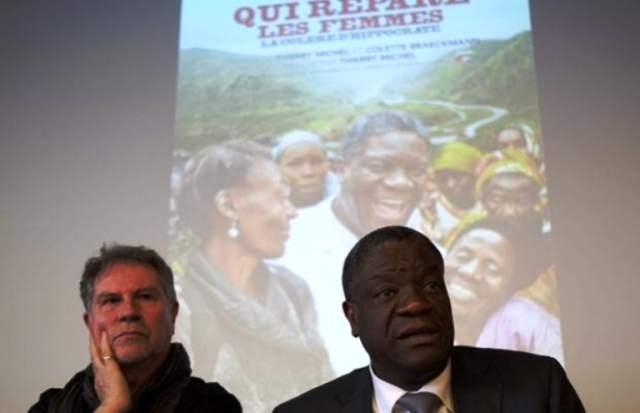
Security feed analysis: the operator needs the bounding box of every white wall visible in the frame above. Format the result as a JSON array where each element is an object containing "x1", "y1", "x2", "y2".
[{"x1": 1, "y1": 0, "x2": 638, "y2": 411}]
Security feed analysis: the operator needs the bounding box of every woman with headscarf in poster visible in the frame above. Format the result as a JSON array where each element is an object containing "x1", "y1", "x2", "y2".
[
  {"x1": 451, "y1": 148, "x2": 560, "y2": 317},
  {"x1": 444, "y1": 217, "x2": 564, "y2": 364},
  {"x1": 272, "y1": 130, "x2": 340, "y2": 210},
  {"x1": 173, "y1": 140, "x2": 332, "y2": 413},
  {"x1": 474, "y1": 148, "x2": 546, "y2": 226}
]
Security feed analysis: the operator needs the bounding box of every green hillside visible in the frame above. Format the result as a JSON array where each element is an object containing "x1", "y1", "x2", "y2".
[
  {"x1": 176, "y1": 33, "x2": 543, "y2": 152},
  {"x1": 175, "y1": 49, "x2": 356, "y2": 150},
  {"x1": 393, "y1": 32, "x2": 541, "y2": 137}
]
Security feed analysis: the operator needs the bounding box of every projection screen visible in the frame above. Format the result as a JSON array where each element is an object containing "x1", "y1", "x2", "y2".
[
  {"x1": 2, "y1": 0, "x2": 639, "y2": 412},
  {"x1": 170, "y1": 1, "x2": 564, "y2": 411}
]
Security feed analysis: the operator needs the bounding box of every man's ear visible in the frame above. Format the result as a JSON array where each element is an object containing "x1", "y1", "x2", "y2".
[
  {"x1": 171, "y1": 300, "x2": 179, "y2": 323},
  {"x1": 82, "y1": 311, "x2": 90, "y2": 330},
  {"x1": 342, "y1": 301, "x2": 359, "y2": 338},
  {"x1": 170, "y1": 300, "x2": 179, "y2": 335}
]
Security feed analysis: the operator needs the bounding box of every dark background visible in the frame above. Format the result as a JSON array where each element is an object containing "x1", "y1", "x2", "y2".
[{"x1": 1, "y1": 1, "x2": 639, "y2": 411}]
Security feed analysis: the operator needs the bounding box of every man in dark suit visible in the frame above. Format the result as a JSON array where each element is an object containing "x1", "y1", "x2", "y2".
[{"x1": 273, "y1": 226, "x2": 585, "y2": 413}]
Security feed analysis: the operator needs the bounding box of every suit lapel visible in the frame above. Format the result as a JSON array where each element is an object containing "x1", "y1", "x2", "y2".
[
  {"x1": 333, "y1": 351, "x2": 502, "y2": 413},
  {"x1": 451, "y1": 347, "x2": 502, "y2": 413},
  {"x1": 334, "y1": 368, "x2": 375, "y2": 413}
]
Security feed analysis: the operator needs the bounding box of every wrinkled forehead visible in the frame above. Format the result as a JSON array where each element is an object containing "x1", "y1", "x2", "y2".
[
  {"x1": 360, "y1": 238, "x2": 443, "y2": 274},
  {"x1": 92, "y1": 261, "x2": 162, "y2": 293},
  {"x1": 347, "y1": 131, "x2": 429, "y2": 159}
]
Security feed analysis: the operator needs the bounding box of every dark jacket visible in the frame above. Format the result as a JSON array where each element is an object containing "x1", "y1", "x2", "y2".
[
  {"x1": 28, "y1": 344, "x2": 241, "y2": 413},
  {"x1": 29, "y1": 378, "x2": 241, "y2": 413},
  {"x1": 273, "y1": 346, "x2": 585, "y2": 413}
]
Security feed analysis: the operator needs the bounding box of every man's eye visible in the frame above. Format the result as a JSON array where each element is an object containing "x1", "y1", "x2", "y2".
[
  {"x1": 376, "y1": 289, "x2": 394, "y2": 298},
  {"x1": 424, "y1": 281, "x2": 441, "y2": 290},
  {"x1": 139, "y1": 294, "x2": 154, "y2": 301},
  {"x1": 102, "y1": 298, "x2": 118, "y2": 305},
  {"x1": 364, "y1": 162, "x2": 389, "y2": 174}
]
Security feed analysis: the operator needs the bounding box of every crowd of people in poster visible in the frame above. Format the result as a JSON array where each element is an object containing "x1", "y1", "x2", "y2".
[{"x1": 167, "y1": 109, "x2": 562, "y2": 413}]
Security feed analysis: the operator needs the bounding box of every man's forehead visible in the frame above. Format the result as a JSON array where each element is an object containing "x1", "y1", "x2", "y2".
[
  {"x1": 359, "y1": 133, "x2": 427, "y2": 153},
  {"x1": 361, "y1": 239, "x2": 443, "y2": 271},
  {"x1": 93, "y1": 262, "x2": 160, "y2": 292}
]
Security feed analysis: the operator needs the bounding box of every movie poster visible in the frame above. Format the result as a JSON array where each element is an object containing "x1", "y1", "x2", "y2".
[{"x1": 170, "y1": 1, "x2": 562, "y2": 411}]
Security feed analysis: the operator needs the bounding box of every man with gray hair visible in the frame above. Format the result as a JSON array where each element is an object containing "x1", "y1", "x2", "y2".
[
  {"x1": 29, "y1": 244, "x2": 241, "y2": 413},
  {"x1": 277, "y1": 110, "x2": 432, "y2": 377}
]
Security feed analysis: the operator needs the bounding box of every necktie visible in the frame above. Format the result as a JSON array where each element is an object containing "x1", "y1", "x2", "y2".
[{"x1": 392, "y1": 392, "x2": 443, "y2": 413}]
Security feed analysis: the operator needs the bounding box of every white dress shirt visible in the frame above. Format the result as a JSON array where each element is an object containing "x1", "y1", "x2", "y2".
[
  {"x1": 274, "y1": 196, "x2": 426, "y2": 376},
  {"x1": 370, "y1": 359, "x2": 453, "y2": 413}
]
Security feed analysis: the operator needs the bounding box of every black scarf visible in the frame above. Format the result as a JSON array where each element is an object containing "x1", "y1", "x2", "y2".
[{"x1": 48, "y1": 343, "x2": 192, "y2": 413}]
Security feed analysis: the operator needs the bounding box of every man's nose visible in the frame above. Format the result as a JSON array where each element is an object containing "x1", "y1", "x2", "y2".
[
  {"x1": 397, "y1": 285, "x2": 432, "y2": 316},
  {"x1": 383, "y1": 169, "x2": 414, "y2": 189},
  {"x1": 118, "y1": 298, "x2": 141, "y2": 323}
]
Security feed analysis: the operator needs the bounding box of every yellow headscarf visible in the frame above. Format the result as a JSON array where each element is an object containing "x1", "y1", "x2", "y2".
[
  {"x1": 432, "y1": 141, "x2": 483, "y2": 174},
  {"x1": 475, "y1": 149, "x2": 543, "y2": 196}
]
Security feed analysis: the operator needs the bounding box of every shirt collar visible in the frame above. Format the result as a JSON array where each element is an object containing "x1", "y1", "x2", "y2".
[{"x1": 370, "y1": 359, "x2": 453, "y2": 413}]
